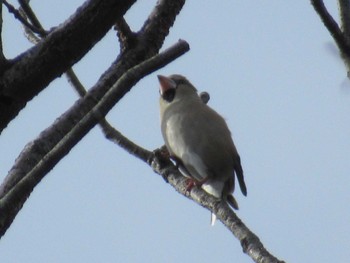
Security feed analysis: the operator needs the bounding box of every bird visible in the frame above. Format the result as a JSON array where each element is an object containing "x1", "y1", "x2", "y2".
[{"x1": 157, "y1": 74, "x2": 247, "y2": 225}]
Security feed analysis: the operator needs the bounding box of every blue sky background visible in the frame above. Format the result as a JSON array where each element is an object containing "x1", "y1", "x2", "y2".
[{"x1": 0, "y1": 1, "x2": 349, "y2": 262}]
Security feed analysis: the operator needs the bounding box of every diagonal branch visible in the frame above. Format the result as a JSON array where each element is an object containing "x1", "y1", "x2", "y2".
[
  {"x1": 0, "y1": 0, "x2": 136, "y2": 133},
  {"x1": 66, "y1": 69, "x2": 152, "y2": 162},
  {"x1": 0, "y1": 0, "x2": 186, "y2": 210},
  {"x1": 311, "y1": 0, "x2": 350, "y2": 57},
  {"x1": 16, "y1": 0, "x2": 152, "y2": 162},
  {"x1": 149, "y1": 151, "x2": 285, "y2": 263},
  {"x1": 18, "y1": 0, "x2": 45, "y2": 33},
  {"x1": 338, "y1": 0, "x2": 350, "y2": 40},
  {"x1": 3, "y1": 0, "x2": 46, "y2": 35},
  {"x1": 100, "y1": 119, "x2": 153, "y2": 162},
  {"x1": 0, "y1": 39, "x2": 190, "y2": 238}
]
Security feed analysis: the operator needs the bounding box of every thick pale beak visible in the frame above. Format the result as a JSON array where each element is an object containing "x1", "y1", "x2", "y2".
[{"x1": 157, "y1": 75, "x2": 176, "y2": 95}]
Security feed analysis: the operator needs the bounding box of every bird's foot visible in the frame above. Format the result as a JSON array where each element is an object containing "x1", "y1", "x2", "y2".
[
  {"x1": 184, "y1": 178, "x2": 205, "y2": 194},
  {"x1": 185, "y1": 178, "x2": 196, "y2": 193},
  {"x1": 185, "y1": 176, "x2": 211, "y2": 192}
]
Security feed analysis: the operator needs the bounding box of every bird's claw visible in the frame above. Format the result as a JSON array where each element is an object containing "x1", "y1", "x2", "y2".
[{"x1": 184, "y1": 178, "x2": 202, "y2": 194}]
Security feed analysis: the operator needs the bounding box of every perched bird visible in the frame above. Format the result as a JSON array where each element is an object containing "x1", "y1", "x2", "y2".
[{"x1": 157, "y1": 74, "x2": 247, "y2": 225}]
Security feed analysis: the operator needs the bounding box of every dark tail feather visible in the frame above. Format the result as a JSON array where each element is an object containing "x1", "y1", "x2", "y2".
[
  {"x1": 223, "y1": 178, "x2": 239, "y2": 210},
  {"x1": 227, "y1": 195, "x2": 239, "y2": 210},
  {"x1": 235, "y1": 155, "x2": 247, "y2": 196}
]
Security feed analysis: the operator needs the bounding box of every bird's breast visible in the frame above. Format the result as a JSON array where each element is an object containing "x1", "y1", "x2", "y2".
[
  {"x1": 163, "y1": 113, "x2": 209, "y2": 181},
  {"x1": 164, "y1": 113, "x2": 186, "y2": 157}
]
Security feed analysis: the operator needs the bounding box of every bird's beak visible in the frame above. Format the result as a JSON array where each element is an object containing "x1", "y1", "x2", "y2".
[{"x1": 157, "y1": 75, "x2": 176, "y2": 95}]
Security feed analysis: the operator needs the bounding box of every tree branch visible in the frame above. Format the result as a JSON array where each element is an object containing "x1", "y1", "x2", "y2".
[
  {"x1": 65, "y1": 69, "x2": 89, "y2": 97},
  {"x1": 149, "y1": 151, "x2": 285, "y2": 263},
  {"x1": 18, "y1": 1, "x2": 151, "y2": 162},
  {"x1": 18, "y1": 0, "x2": 45, "y2": 34},
  {"x1": 311, "y1": 0, "x2": 350, "y2": 75},
  {"x1": 115, "y1": 17, "x2": 138, "y2": 52},
  {"x1": 0, "y1": 0, "x2": 136, "y2": 133},
  {"x1": 0, "y1": 0, "x2": 186, "y2": 203},
  {"x1": 100, "y1": 119, "x2": 153, "y2": 162},
  {"x1": 311, "y1": 0, "x2": 350, "y2": 62},
  {"x1": 2, "y1": 0, "x2": 46, "y2": 36},
  {"x1": 66, "y1": 69, "x2": 153, "y2": 162},
  {"x1": 0, "y1": 39, "x2": 190, "y2": 238},
  {"x1": 338, "y1": 0, "x2": 350, "y2": 40}
]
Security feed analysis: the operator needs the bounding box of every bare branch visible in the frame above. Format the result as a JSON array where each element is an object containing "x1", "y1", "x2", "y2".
[
  {"x1": 140, "y1": 0, "x2": 186, "y2": 52},
  {"x1": 0, "y1": 0, "x2": 136, "y2": 133},
  {"x1": 66, "y1": 69, "x2": 153, "y2": 162},
  {"x1": 18, "y1": 7, "x2": 42, "y2": 45},
  {"x1": 100, "y1": 119, "x2": 153, "y2": 162},
  {"x1": 311, "y1": 0, "x2": 350, "y2": 57},
  {"x1": 115, "y1": 17, "x2": 137, "y2": 52},
  {"x1": 337, "y1": 0, "x2": 350, "y2": 74},
  {"x1": 18, "y1": 1, "x2": 151, "y2": 162},
  {"x1": 0, "y1": 39, "x2": 190, "y2": 237},
  {"x1": 338, "y1": 0, "x2": 350, "y2": 39},
  {"x1": 19, "y1": 2, "x2": 146, "y2": 162},
  {"x1": 0, "y1": 0, "x2": 186, "y2": 199},
  {"x1": 18, "y1": 0, "x2": 48, "y2": 45},
  {"x1": 65, "y1": 69, "x2": 88, "y2": 97},
  {"x1": 2, "y1": 0, "x2": 46, "y2": 35},
  {"x1": 149, "y1": 151, "x2": 285, "y2": 263},
  {"x1": 18, "y1": 0, "x2": 45, "y2": 33},
  {"x1": 311, "y1": 0, "x2": 350, "y2": 74}
]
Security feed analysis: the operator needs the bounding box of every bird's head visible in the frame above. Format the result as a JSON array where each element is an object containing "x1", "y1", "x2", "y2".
[{"x1": 157, "y1": 74, "x2": 198, "y2": 103}]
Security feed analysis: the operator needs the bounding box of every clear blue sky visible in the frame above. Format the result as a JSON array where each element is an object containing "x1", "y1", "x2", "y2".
[{"x1": 1, "y1": 1, "x2": 349, "y2": 262}]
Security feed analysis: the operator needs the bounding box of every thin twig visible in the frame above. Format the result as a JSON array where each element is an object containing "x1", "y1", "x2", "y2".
[
  {"x1": 0, "y1": 40, "x2": 190, "y2": 237},
  {"x1": 149, "y1": 151, "x2": 285, "y2": 263},
  {"x1": 18, "y1": 0, "x2": 45, "y2": 33},
  {"x1": 19, "y1": 0, "x2": 148, "y2": 164},
  {"x1": 65, "y1": 69, "x2": 87, "y2": 97},
  {"x1": 3, "y1": 0, "x2": 46, "y2": 35},
  {"x1": 65, "y1": 69, "x2": 153, "y2": 162},
  {"x1": 100, "y1": 119, "x2": 153, "y2": 162},
  {"x1": 311, "y1": 0, "x2": 350, "y2": 57}
]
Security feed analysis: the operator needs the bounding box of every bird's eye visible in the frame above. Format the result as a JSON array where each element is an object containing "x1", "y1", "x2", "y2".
[{"x1": 162, "y1": 89, "x2": 176, "y2": 102}]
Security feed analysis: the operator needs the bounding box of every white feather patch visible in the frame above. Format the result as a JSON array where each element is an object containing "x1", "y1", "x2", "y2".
[
  {"x1": 201, "y1": 180, "x2": 224, "y2": 198},
  {"x1": 211, "y1": 212, "x2": 217, "y2": 226}
]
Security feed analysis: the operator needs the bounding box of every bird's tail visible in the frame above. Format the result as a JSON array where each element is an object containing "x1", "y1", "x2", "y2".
[
  {"x1": 227, "y1": 194, "x2": 239, "y2": 210},
  {"x1": 209, "y1": 176, "x2": 240, "y2": 226},
  {"x1": 234, "y1": 155, "x2": 247, "y2": 196}
]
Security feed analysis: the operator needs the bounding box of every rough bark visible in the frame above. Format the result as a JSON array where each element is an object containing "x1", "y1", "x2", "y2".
[
  {"x1": 0, "y1": 0, "x2": 136, "y2": 132},
  {"x1": 0, "y1": 0, "x2": 186, "y2": 239}
]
